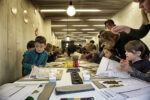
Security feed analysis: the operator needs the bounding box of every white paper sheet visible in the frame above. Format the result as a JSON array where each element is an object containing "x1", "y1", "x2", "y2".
[
  {"x1": 109, "y1": 84, "x2": 150, "y2": 94},
  {"x1": 96, "y1": 57, "x2": 130, "y2": 78},
  {"x1": 0, "y1": 83, "x2": 45, "y2": 100},
  {"x1": 121, "y1": 86, "x2": 150, "y2": 98},
  {"x1": 30, "y1": 67, "x2": 59, "y2": 79}
]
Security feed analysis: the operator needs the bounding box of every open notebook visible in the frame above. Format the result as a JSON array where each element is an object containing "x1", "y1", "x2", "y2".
[{"x1": 96, "y1": 57, "x2": 130, "y2": 78}]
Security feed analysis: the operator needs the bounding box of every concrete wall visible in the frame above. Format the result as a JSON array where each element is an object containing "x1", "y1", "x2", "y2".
[
  {"x1": 112, "y1": 2, "x2": 150, "y2": 49},
  {"x1": 0, "y1": 0, "x2": 61, "y2": 85}
]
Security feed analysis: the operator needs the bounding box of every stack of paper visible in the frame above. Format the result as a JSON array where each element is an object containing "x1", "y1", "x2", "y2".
[
  {"x1": 96, "y1": 57, "x2": 130, "y2": 78},
  {"x1": 30, "y1": 67, "x2": 59, "y2": 79}
]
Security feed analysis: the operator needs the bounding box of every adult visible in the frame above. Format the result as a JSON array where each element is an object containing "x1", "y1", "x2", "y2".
[
  {"x1": 112, "y1": 0, "x2": 150, "y2": 37},
  {"x1": 104, "y1": 19, "x2": 150, "y2": 59}
]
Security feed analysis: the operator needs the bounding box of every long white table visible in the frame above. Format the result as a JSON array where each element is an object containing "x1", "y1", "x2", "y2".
[{"x1": 1, "y1": 60, "x2": 150, "y2": 100}]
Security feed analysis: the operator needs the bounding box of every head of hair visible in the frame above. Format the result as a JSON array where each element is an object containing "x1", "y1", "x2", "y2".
[
  {"x1": 100, "y1": 31, "x2": 119, "y2": 47},
  {"x1": 125, "y1": 40, "x2": 145, "y2": 58},
  {"x1": 89, "y1": 45, "x2": 97, "y2": 51},
  {"x1": 82, "y1": 50, "x2": 89, "y2": 54},
  {"x1": 76, "y1": 46, "x2": 81, "y2": 51},
  {"x1": 45, "y1": 43, "x2": 52, "y2": 52},
  {"x1": 79, "y1": 44, "x2": 82, "y2": 47},
  {"x1": 98, "y1": 30, "x2": 105, "y2": 38},
  {"x1": 27, "y1": 40, "x2": 35, "y2": 49},
  {"x1": 104, "y1": 19, "x2": 115, "y2": 26},
  {"x1": 70, "y1": 40, "x2": 74, "y2": 44},
  {"x1": 132, "y1": 0, "x2": 139, "y2": 2},
  {"x1": 90, "y1": 40, "x2": 95, "y2": 44},
  {"x1": 104, "y1": 46, "x2": 116, "y2": 55},
  {"x1": 132, "y1": 0, "x2": 149, "y2": 24},
  {"x1": 35, "y1": 36, "x2": 46, "y2": 45},
  {"x1": 132, "y1": 0, "x2": 144, "y2": 2}
]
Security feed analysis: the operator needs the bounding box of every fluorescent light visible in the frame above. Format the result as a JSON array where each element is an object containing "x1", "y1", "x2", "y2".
[
  {"x1": 55, "y1": 32, "x2": 67, "y2": 34},
  {"x1": 78, "y1": 34, "x2": 87, "y2": 36},
  {"x1": 63, "y1": 29, "x2": 76, "y2": 31},
  {"x1": 40, "y1": 9, "x2": 66, "y2": 12},
  {"x1": 76, "y1": 9, "x2": 101, "y2": 12},
  {"x1": 87, "y1": 32, "x2": 99, "y2": 34},
  {"x1": 72, "y1": 25, "x2": 88, "y2": 27},
  {"x1": 71, "y1": 32, "x2": 83, "y2": 34},
  {"x1": 87, "y1": 19, "x2": 107, "y2": 21},
  {"x1": 40, "y1": 9, "x2": 101, "y2": 13},
  {"x1": 52, "y1": 25, "x2": 66, "y2": 27},
  {"x1": 85, "y1": 36, "x2": 92, "y2": 37},
  {"x1": 81, "y1": 29, "x2": 95, "y2": 31},
  {"x1": 93, "y1": 25, "x2": 105, "y2": 27},
  {"x1": 59, "y1": 19, "x2": 82, "y2": 21}
]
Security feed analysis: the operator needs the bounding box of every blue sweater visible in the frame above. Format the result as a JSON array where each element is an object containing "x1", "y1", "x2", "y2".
[{"x1": 22, "y1": 50, "x2": 48, "y2": 76}]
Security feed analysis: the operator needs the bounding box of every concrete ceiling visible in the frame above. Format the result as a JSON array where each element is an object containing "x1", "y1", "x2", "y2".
[{"x1": 31, "y1": 0, "x2": 131, "y2": 42}]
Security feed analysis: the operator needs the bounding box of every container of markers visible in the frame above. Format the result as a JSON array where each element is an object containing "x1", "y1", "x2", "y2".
[{"x1": 72, "y1": 56, "x2": 79, "y2": 67}]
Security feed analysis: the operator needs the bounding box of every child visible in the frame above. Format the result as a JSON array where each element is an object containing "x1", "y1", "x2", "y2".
[
  {"x1": 121, "y1": 40, "x2": 150, "y2": 81},
  {"x1": 45, "y1": 43, "x2": 56, "y2": 62},
  {"x1": 88, "y1": 45, "x2": 101, "y2": 64},
  {"x1": 103, "y1": 47, "x2": 120, "y2": 62},
  {"x1": 22, "y1": 36, "x2": 48, "y2": 76},
  {"x1": 73, "y1": 46, "x2": 82, "y2": 60},
  {"x1": 22, "y1": 40, "x2": 35, "y2": 76},
  {"x1": 23, "y1": 40, "x2": 35, "y2": 57}
]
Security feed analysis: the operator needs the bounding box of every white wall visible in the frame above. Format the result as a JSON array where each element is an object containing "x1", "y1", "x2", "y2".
[
  {"x1": 0, "y1": 0, "x2": 61, "y2": 85},
  {"x1": 112, "y1": 2, "x2": 150, "y2": 49}
]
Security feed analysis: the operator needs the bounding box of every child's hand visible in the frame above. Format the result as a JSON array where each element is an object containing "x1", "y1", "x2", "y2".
[
  {"x1": 38, "y1": 65, "x2": 42, "y2": 68},
  {"x1": 120, "y1": 59, "x2": 133, "y2": 72},
  {"x1": 31, "y1": 65, "x2": 36, "y2": 69},
  {"x1": 120, "y1": 59, "x2": 129, "y2": 67}
]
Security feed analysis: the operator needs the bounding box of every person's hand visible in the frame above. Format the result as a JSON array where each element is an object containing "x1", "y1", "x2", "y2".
[
  {"x1": 101, "y1": 42, "x2": 107, "y2": 47},
  {"x1": 31, "y1": 65, "x2": 36, "y2": 69},
  {"x1": 120, "y1": 59, "x2": 133, "y2": 72},
  {"x1": 111, "y1": 26, "x2": 131, "y2": 34},
  {"x1": 38, "y1": 65, "x2": 42, "y2": 68}
]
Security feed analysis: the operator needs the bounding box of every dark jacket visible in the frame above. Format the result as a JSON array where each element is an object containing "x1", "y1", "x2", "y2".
[
  {"x1": 88, "y1": 53, "x2": 101, "y2": 64},
  {"x1": 130, "y1": 68, "x2": 150, "y2": 82},
  {"x1": 22, "y1": 50, "x2": 48, "y2": 76},
  {"x1": 130, "y1": 60, "x2": 150, "y2": 73},
  {"x1": 115, "y1": 24, "x2": 150, "y2": 59},
  {"x1": 68, "y1": 44, "x2": 76, "y2": 56}
]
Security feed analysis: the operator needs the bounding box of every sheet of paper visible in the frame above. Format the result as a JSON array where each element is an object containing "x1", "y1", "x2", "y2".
[
  {"x1": 109, "y1": 84, "x2": 150, "y2": 94},
  {"x1": 121, "y1": 86, "x2": 150, "y2": 98},
  {"x1": 0, "y1": 84, "x2": 25, "y2": 100},
  {"x1": 96, "y1": 57, "x2": 130, "y2": 78},
  {"x1": 96, "y1": 57, "x2": 110, "y2": 73},
  {"x1": 30, "y1": 67, "x2": 59, "y2": 79},
  {"x1": 5, "y1": 84, "x2": 45, "y2": 100}
]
